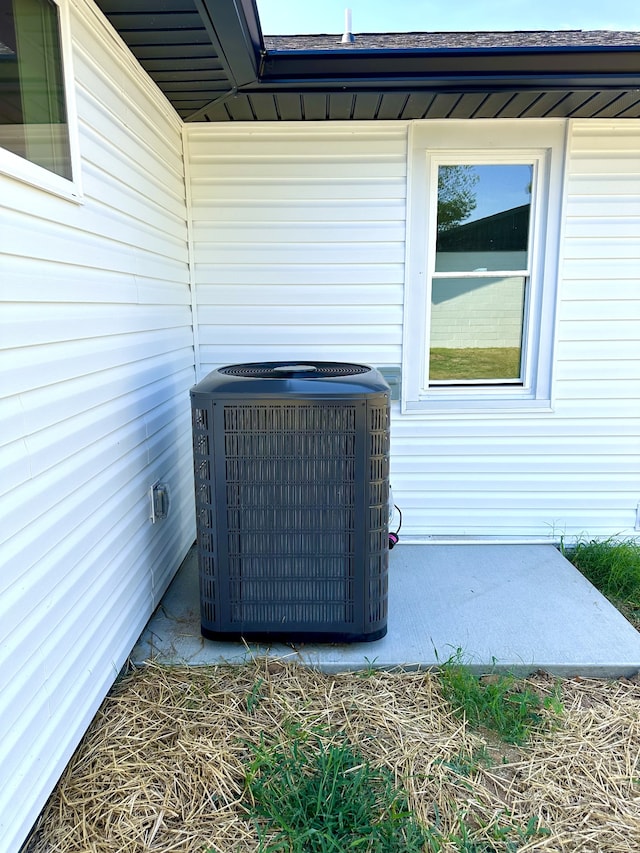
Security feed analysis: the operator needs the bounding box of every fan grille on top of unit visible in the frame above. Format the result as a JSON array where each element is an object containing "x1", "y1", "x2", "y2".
[{"x1": 218, "y1": 362, "x2": 370, "y2": 379}]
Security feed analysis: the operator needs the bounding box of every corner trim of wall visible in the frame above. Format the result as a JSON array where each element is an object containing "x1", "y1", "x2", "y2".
[{"x1": 182, "y1": 124, "x2": 202, "y2": 381}]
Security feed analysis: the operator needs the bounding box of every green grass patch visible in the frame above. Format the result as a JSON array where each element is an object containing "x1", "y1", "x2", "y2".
[
  {"x1": 429, "y1": 347, "x2": 521, "y2": 381},
  {"x1": 437, "y1": 651, "x2": 560, "y2": 745},
  {"x1": 562, "y1": 536, "x2": 640, "y2": 630},
  {"x1": 246, "y1": 676, "x2": 265, "y2": 715},
  {"x1": 243, "y1": 721, "x2": 426, "y2": 852}
]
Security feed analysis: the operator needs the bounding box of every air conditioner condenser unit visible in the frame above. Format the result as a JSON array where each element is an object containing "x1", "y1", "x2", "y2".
[{"x1": 190, "y1": 361, "x2": 390, "y2": 642}]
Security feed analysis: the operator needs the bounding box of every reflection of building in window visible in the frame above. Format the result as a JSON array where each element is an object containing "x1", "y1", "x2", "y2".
[
  {"x1": 432, "y1": 206, "x2": 529, "y2": 360},
  {"x1": 437, "y1": 205, "x2": 530, "y2": 253},
  {"x1": 0, "y1": 0, "x2": 71, "y2": 179}
]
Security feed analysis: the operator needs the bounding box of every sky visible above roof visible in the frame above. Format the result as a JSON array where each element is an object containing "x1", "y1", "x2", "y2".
[{"x1": 256, "y1": 0, "x2": 640, "y2": 35}]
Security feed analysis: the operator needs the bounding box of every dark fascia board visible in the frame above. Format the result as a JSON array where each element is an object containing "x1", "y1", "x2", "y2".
[
  {"x1": 194, "y1": 0, "x2": 262, "y2": 88},
  {"x1": 258, "y1": 45, "x2": 640, "y2": 90}
]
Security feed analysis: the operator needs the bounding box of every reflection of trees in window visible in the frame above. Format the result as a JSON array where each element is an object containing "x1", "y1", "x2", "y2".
[{"x1": 436, "y1": 165, "x2": 479, "y2": 232}]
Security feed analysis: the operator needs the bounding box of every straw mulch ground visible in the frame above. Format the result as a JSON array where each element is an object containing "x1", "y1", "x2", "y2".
[{"x1": 26, "y1": 661, "x2": 640, "y2": 852}]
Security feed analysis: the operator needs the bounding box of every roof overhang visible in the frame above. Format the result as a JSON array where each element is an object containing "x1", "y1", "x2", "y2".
[{"x1": 94, "y1": 0, "x2": 640, "y2": 121}]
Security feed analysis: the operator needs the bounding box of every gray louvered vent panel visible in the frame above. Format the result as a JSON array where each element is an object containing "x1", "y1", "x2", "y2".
[{"x1": 223, "y1": 403, "x2": 358, "y2": 628}]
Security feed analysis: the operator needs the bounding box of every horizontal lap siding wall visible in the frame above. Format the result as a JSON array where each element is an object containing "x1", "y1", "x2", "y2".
[
  {"x1": 0, "y1": 2, "x2": 194, "y2": 850},
  {"x1": 186, "y1": 123, "x2": 407, "y2": 372},
  {"x1": 187, "y1": 120, "x2": 639, "y2": 542},
  {"x1": 392, "y1": 120, "x2": 639, "y2": 540},
  {"x1": 547, "y1": 120, "x2": 640, "y2": 535}
]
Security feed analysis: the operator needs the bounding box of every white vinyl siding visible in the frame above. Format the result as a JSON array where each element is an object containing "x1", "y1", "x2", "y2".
[
  {"x1": 395, "y1": 119, "x2": 640, "y2": 539},
  {"x1": 186, "y1": 119, "x2": 640, "y2": 543},
  {"x1": 556, "y1": 121, "x2": 640, "y2": 417},
  {"x1": 3, "y1": 76, "x2": 640, "y2": 852},
  {"x1": 0, "y1": 1, "x2": 193, "y2": 850},
  {"x1": 185, "y1": 123, "x2": 407, "y2": 375}
]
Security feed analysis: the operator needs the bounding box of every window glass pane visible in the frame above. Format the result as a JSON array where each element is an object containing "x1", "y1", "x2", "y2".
[
  {"x1": 435, "y1": 164, "x2": 532, "y2": 272},
  {"x1": 429, "y1": 276, "x2": 525, "y2": 381},
  {"x1": 0, "y1": 0, "x2": 72, "y2": 179}
]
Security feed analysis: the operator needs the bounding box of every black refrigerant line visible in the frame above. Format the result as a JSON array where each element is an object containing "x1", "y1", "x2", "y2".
[{"x1": 389, "y1": 504, "x2": 402, "y2": 549}]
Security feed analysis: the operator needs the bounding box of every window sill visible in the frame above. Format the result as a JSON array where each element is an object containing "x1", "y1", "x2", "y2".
[
  {"x1": 401, "y1": 395, "x2": 554, "y2": 416},
  {"x1": 0, "y1": 148, "x2": 83, "y2": 203}
]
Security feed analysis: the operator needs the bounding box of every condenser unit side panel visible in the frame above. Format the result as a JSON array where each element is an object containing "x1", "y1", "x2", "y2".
[
  {"x1": 365, "y1": 397, "x2": 390, "y2": 635},
  {"x1": 192, "y1": 398, "x2": 220, "y2": 631}
]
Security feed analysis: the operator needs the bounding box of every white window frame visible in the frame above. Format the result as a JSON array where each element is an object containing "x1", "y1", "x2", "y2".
[
  {"x1": 402, "y1": 120, "x2": 567, "y2": 414},
  {"x1": 0, "y1": 0, "x2": 82, "y2": 202}
]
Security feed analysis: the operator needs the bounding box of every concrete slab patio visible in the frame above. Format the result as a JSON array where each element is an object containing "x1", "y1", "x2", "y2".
[{"x1": 131, "y1": 544, "x2": 640, "y2": 678}]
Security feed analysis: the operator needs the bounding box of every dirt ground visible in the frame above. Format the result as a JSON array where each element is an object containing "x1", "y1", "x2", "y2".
[{"x1": 25, "y1": 661, "x2": 640, "y2": 852}]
